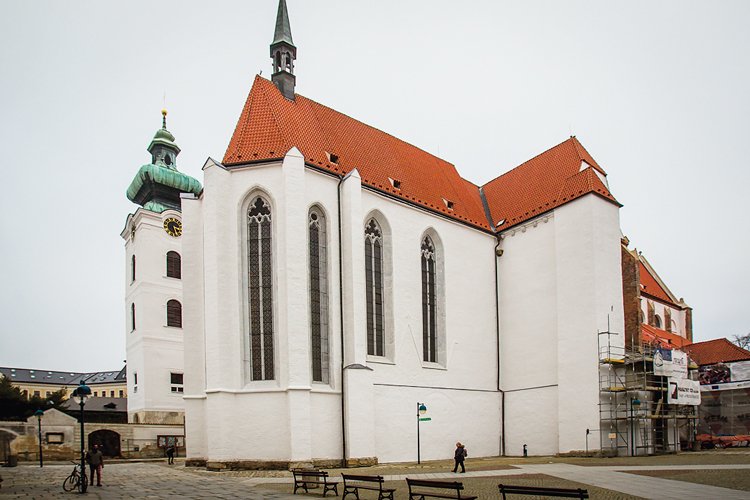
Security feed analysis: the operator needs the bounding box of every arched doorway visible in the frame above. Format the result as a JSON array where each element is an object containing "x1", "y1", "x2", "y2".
[
  {"x1": 0, "y1": 429, "x2": 18, "y2": 464},
  {"x1": 88, "y1": 429, "x2": 121, "y2": 458}
]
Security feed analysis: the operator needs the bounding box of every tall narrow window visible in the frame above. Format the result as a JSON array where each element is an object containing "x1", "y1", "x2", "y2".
[
  {"x1": 364, "y1": 219, "x2": 385, "y2": 356},
  {"x1": 247, "y1": 197, "x2": 274, "y2": 380},
  {"x1": 421, "y1": 236, "x2": 437, "y2": 362},
  {"x1": 131, "y1": 255, "x2": 136, "y2": 282},
  {"x1": 131, "y1": 303, "x2": 136, "y2": 331},
  {"x1": 167, "y1": 300, "x2": 182, "y2": 328},
  {"x1": 309, "y1": 208, "x2": 329, "y2": 383},
  {"x1": 166, "y1": 251, "x2": 181, "y2": 279}
]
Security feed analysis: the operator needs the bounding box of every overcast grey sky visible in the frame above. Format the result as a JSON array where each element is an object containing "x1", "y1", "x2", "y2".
[{"x1": 1, "y1": 1, "x2": 748, "y2": 372}]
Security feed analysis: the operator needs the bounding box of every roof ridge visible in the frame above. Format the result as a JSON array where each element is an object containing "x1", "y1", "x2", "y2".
[{"x1": 481, "y1": 137, "x2": 578, "y2": 188}]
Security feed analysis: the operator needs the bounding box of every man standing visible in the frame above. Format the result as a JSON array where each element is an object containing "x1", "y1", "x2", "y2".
[
  {"x1": 85, "y1": 444, "x2": 104, "y2": 486},
  {"x1": 166, "y1": 443, "x2": 175, "y2": 465}
]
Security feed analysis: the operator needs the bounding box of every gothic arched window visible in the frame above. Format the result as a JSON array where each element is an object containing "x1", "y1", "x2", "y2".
[
  {"x1": 421, "y1": 236, "x2": 437, "y2": 363},
  {"x1": 131, "y1": 255, "x2": 136, "y2": 283},
  {"x1": 365, "y1": 219, "x2": 385, "y2": 356},
  {"x1": 166, "y1": 251, "x2": 181, "y2": 279},
  {"x1": 131, "y1": 303, "x2": 136, "y2": 332},
  {"x1": 309, "y1": 207, "x2": 329, "y2": 383},
  {"x1": 167, "y1": 299, "x2": 182, "y2": 328},
  {"x1": 654, "y1": 314, "x2": 662, "y2": 329},
  {"x1": 247, "y1": 197, "x2": 274, "y2": 381}
]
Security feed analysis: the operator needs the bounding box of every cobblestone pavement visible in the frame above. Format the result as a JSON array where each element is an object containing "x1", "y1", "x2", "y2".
[
  {"x1": 2, "y1": 452, "x2": 750, "y2": 499},
  {"x1": 0, "y1": 462, "x2": 298, "y2": 499}
]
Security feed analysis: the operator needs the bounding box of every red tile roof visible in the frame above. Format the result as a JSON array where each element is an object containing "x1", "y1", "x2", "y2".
[
  {"x1": 641, "y1": 324, "x2": 691, "y2": 349},
  {"x1": 481, "y1": 137, "x2": 619, "y2": 231},
  {"x1": 683, "y1": 338, "x2": 750, "y2": 366},
  {"x1": 223, "y1": 76, "x2": 490, "y2": 230},
  {"x1": 639, "y1": 262, "x2": 679, "y2": 307},
  {"x1": 223, "y1": 77, "x2": 619, "y2": 233}
]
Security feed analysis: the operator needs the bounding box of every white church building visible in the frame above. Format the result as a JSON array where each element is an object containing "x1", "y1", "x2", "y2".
[{"x1": 123, "y1": 0, "x2": 626, "y2": 468}]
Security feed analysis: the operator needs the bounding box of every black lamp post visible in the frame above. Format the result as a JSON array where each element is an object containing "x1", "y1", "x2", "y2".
[
  {"x1": 72, "y1": 381, "x2": 91, "y2": 493},
  {"x1": 630, "y1": 397, "x2": 641, "y2": 457},
  {"x1": 34, "y1": 409, "x2": 44, "y2": 468}
]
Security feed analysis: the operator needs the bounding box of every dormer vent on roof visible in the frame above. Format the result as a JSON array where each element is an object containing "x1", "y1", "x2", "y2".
[
  {"x1": 326, "y1": 152, "x2": 339, "y2": 164},
  {"x1": 388, "y1": 178, "x2": 401, "y2": 190},
  {"x1": 443, "y1": 198, "x2": 454, "y2": 210}
]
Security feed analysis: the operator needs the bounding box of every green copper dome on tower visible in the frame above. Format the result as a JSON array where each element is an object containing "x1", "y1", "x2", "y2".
[{"x1": 126, "y1": 109, "x2": 202, "y2": 213}]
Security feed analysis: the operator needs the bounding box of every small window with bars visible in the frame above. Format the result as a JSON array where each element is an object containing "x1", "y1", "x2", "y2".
[{"x1": 170, "y1": 372, "x2": 184, "y2": 393}]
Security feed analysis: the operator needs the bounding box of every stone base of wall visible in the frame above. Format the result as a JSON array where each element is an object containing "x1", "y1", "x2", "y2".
[
  {"x1": 344, "y1": 456, "x2": 378, "y2": 467},
  {"x1": 202, "y1": 457, "x2": 375, "y2": 471},
  {"x1": 129, "y1": 410, "x2": 184, "y2": 425}
]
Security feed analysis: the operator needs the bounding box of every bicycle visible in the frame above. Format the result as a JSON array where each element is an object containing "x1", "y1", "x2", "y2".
[{"x1": 62, "y1": 461, "x2": 88, "y2": 493}]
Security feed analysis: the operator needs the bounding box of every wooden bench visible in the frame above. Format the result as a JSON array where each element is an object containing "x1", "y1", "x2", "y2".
[
  {"x1": 406, "y1": 478, "x2": 477, "y2": 500},
  {"x1": 498, "y1": 484, "x2": 589, "y2": 499},
  {"x1": 342, "y1": 474, "x2": 395, "y2": 500},
  {"x1": 292, "y1": 469, "x2": 339, "y2": 496}
]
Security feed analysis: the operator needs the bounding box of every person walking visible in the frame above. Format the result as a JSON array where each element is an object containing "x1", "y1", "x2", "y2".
[
  {"x1": 452, "y1": 442, "x2": 467, "y2": 473},
  {"x1": 85, "y1": 444, "x2": 104, "y2": 486},
  {"x1": 166, "y1": 444, "x2": 175, "y2": 465}
]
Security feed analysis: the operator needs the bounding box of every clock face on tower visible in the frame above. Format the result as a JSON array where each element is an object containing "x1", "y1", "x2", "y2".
[{"x1": 163, "y1": 217, "x2": 182, "y2": 237}]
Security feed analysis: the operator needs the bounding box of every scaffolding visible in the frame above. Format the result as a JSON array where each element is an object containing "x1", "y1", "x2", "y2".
[{"x1": 598, "y1": 331, "x2": 699, "y2": 456}]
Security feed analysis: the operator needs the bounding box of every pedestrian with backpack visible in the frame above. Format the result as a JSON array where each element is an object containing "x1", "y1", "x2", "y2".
[{"x1": 452, "y1": 442, "x2": 467, "y2": 473}]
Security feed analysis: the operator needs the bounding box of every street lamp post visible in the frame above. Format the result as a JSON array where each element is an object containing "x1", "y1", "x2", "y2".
[
  {"x1": 72, "y1": 381, "x2": 91, "y2": 494},
  {"x1": 416, "y1": 403, "x2": 427, "y2": 464},
  {"x1": 34, "y1": 409, "x2": 44, "y2": 468},
  {"x1": 630, "y1": 397, "x2": 641, "y2": 457}
]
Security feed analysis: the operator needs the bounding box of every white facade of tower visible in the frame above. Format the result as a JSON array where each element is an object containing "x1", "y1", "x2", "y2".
[{"x1": 122, "y1": 208, "x2": 186, "y2": 425}]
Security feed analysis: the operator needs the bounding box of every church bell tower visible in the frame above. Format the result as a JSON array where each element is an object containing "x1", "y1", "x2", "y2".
[
  {"x1": 270, "y1": 0, "x2": 297, "y2": 100},
  {"x1": 122, "y1": 111, "x2": 202, "y2": 425}
]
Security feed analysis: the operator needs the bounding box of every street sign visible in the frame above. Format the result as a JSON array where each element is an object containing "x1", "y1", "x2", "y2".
[{"x1": 419, "y1": 417, "x2": 431, "y2": 421}]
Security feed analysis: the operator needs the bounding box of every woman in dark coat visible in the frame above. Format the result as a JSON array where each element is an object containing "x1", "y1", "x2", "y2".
[{"x1": 452, "y1": 442, "x2": 467, "y2": 473}]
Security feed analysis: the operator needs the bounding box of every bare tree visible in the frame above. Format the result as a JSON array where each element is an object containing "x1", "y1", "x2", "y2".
[{"x1": 731, "y1": 334, "x2": 750, "y2": 350}]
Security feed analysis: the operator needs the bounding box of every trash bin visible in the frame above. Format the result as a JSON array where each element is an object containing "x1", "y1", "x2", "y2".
[{"x1": 5, "y1": 455, "x2": 18, "y2": 467}]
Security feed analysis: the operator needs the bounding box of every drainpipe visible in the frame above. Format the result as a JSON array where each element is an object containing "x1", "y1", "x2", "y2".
[
  {"x1": 337, "y1": 173, "x2": 347, "y2": 467},
  {"x1": 495, "y1": 237, "x2": 505, "y2": 456}
]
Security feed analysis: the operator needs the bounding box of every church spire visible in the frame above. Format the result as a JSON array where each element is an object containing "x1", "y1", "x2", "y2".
[{"x1": 270, "y1": 0, "x2": 296, "y2": 100}]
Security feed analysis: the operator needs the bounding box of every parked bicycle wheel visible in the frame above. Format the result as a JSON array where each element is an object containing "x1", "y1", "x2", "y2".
[{"x1": 62, "y1": 472, "x2": 78, "y2": 492}]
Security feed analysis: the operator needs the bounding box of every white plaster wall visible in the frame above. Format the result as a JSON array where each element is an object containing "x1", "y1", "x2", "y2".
[
  {"x1": 554, "y1": 195, "x2": 623, "y2": 453},
  {"x1": 358, "y1": 190, "x2": 501, "y2": 461},
  {"x1": 189, "y1": 154, "x2": 343, "y2": 462},
  {"x1": 497, "y1": 214, "x2": 559, "y2": 455},
  {"x1": 373, "y1": 385, "x2": 500, "y2": 463},
  {"x1": 124, "y1": 209, "x2": 185, "y2": 419},
  {"x1": 181, "y1": 193, "x2": 206, "y2": 459}
]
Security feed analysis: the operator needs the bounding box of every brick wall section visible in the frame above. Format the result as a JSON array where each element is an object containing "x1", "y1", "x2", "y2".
[
  {"x1": 647, "y1": 300, "x2": 655, "y2": 327},
  {"x1": 621, "y1": 244, "x2": 641, "y2": 349}
]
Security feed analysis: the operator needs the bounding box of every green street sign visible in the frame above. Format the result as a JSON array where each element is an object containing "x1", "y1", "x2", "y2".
[{"x1": 419, "y1": 417, "x2": 431, "y2": 421}]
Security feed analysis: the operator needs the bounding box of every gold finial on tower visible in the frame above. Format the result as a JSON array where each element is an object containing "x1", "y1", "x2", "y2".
[{"x1": 161, "y1": 108, "x2": 168, "y2": 129}]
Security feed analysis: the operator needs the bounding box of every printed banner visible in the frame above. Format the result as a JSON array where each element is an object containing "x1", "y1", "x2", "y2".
[
  {"x1": 730, "y1": 360, "x2": 750, "y2": 382},
  {"x1": 668, "y1": 377, "x2": 701, "y2": 405},
  {"x1": 671, "y1": 350, "x2": 688, "y2": 379},
  {"x1": 701, "y1": 379, "x2": 750, "y2": 392},
  {"x1": 653, "y1": 347, "x2": 673, "y2": 376}
]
